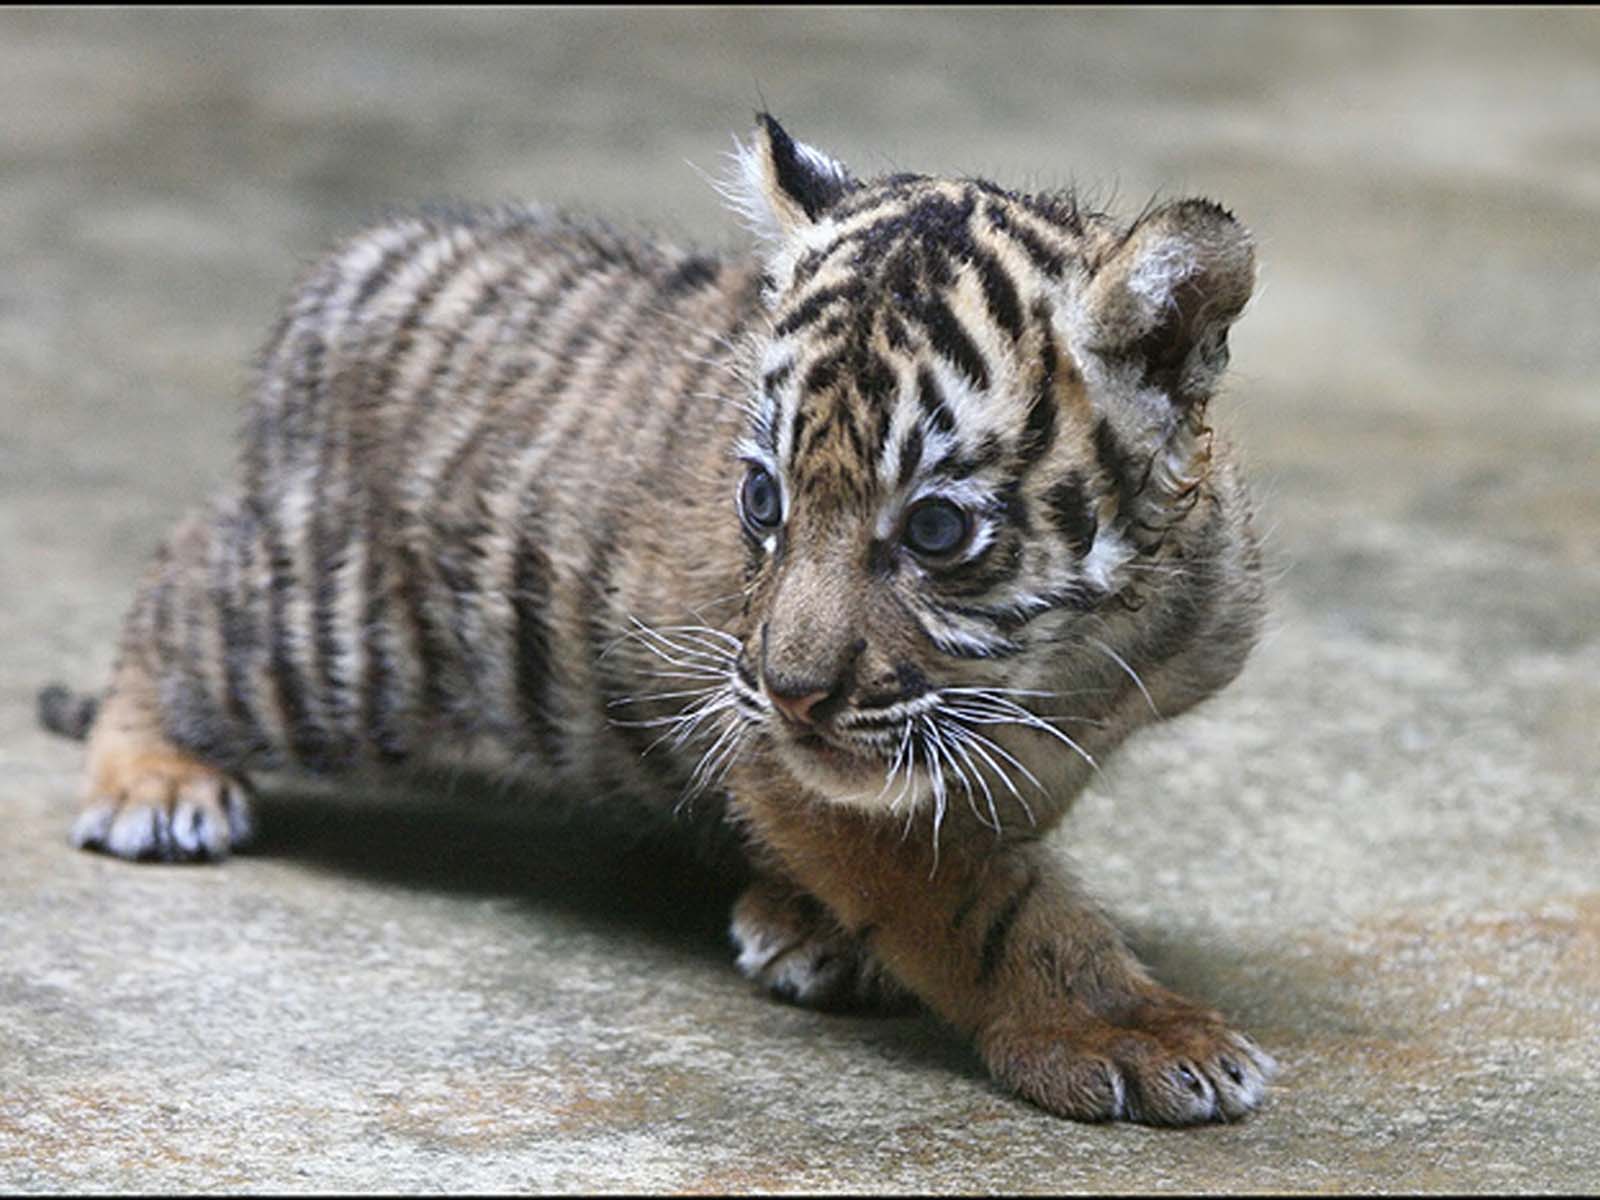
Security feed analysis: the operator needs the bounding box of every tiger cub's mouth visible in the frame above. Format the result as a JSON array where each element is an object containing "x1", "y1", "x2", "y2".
[
  {"x1": 768, "y1": 697, "x2": 937, "y2": 798},
  {"x1": 788, "y1": 727, "x2": 876, "y2": 772},
  {"x1": 775, "y1": 731, "x2": 886, "y2": 795}
]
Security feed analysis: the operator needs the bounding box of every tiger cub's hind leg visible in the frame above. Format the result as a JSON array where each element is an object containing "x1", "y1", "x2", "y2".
[
  {"x1": 71, "y1": 659, "x2": 254, "y2": 864},
  {"x1": 730, "y1": 876, "x2": 917, "y2": 1015}
]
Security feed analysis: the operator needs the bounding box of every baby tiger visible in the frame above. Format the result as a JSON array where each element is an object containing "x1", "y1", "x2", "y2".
[{"x1": 40, "y1": 115, "x2": 1276, "y2": 1125}]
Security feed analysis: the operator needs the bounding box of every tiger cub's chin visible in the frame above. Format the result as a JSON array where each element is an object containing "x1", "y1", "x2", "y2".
[
  {"x1": 776, "y1": 734, "x2": 883, "y2": 795},
  {"x1": 46, "y1": 112, "x2": 1274, "y2": 1127}
]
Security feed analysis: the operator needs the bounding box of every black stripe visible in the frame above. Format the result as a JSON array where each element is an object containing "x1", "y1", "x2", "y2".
[
  {"x1": 430, "y1": 285, "x2": 591, "y2": 497},
  {"x1": 510, "y1": 517, "x2": 565, "y2": 764},
  {"x1": 867, "y1": 397, "x2": 893, "y2": 472},
  {"x1": 337, "y1": 238, "x2": 504, "y2": 753},
  {"x1": 440, "y1": 268, "x2": 635, "y2": 613},
  {"x1": 1019, "y1": 190, "x2": 1087, "y2": 237},
  {"x1": 924, "y1": 433, "x2": 1005, "y2": 482},
  {"x1": 433, "y1": 263, "x2": 587, "y2": 490},
  {"x1": 840, "y1": 404, "x2": 867, "y2": 462},
  {"x1": 1128, "y1": 502, "x2": 1226, "y2": 671},
  {"x1": 358, "y1": 535, "x2": 409, "y2": 764},
  {"x1": 933, "y1": 537, "x2": 1026, "y2": 599},
  {"x1": 1094, "y1": 416, "x2": 1144, "y2": 517},
  {"x1": 802, "y1": 349, "x2": 845, "y2": 397},
  {"x1": 993, "y1": 480, "x2": 1031, "y2": 539},
  {"x1": 801, "y1": 211, "x2": 906, "y2": 274},
  {"x1": 802, "y1": 411, "x2": 836, "y2": 460},
  {"x1": 892, "y1": 592, "x2": 1022, "y2": 661},
  {"x1": 944, "y1": 586, "x2": 1099, "y2": 633},
  {"x1": 789, "y1": 245, "x2": 829, "y2": 289},
  {"x1": 856, "y1": 349, "x2": 895, "y2": 413},
  {"x1": 866, "y1": 537, "x2": 895, "y2": 578},
  {"x1": 1018, "y1": 317, "x2": 1059, "y2": 465},
  {"x1": 660, "y1": 252, "x2": 721, "y2": 296},
  {"x1": 169, "y1": 545, "x2": 239, "y2": 765},
  {"x1": 370, "y1": 239, "x2": 485, "y2": 420},
  {"x1": 1044, "y1": 471, "x2": 1099, "y2": 558},
  {"x1": 787, "y1": 405, "x2": 810, "y2": 461},
  {"x1": 915, "y1": 294, "x2": 990, "y2": 392},
  {"x1": 883, "y1": 312, "x2": 910, "y2": 350},
  {"x1": 586, "y1": 517, "x2": 684, "y2": 791},
  {"x1": 971, "y1": 245, "x2": 1024, "y2": 342},
  {"x1": 916, "y1": 367, "x2": 956, "y2": 435},
  {"x1": 352, "y1": 230, "x2": 432, "y2": 310},
  {"x1": 935, "y1": 636, "x2": 1024, "y2": 661},
  {"x1": 986, "y1": 203, "x2": 1066, "y2": 279},
  {"x1": 259, "y1": 499, "x2": 330, "y2": 770},
  {"x1": 307, "y1": 371, "x2": 360, "y2": 765},
  {"x1": 657, "y1": 290, "x2": 759, "y2": 473},
  {"x1": 343, "y1": 240, "x2": 512, "y2": 767},
  {"x1": 772, "y1": 280, "x2": 863, "y2": 337},
  {"x1": 951, "y1": 890, "x2": 981, "y2": 930},
  {"x1": 432, "y1": 515, "x2": 492, "y2": 708},
  {"x1": 276, "y1": 327, "x2": 326, "y2": 462},
  {"x1": 212, "y1": 503, "x2": 271, "y2": 762},
  {"x1": 325, "y1": 252, "x2": 528, "y2": 759},
  {"x1": 761, "y1": 362, "x2": 793, "y2": 399},
  {"x1": 896, "y1": 424, "x2": 925, "y2": 490},
  {"x1": 978, "y1": 872, "x2": 1038, "y2": 986}
]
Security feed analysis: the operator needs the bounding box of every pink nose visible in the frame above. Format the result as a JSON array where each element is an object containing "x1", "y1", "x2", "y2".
[{"x1": 767, "y1": 687, "x2": 831, "y2": 727}]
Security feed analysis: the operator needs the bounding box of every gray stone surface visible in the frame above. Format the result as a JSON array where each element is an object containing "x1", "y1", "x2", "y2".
[{"x1": 3, "y1": 8, "x2": 1597, "y2": 1193}]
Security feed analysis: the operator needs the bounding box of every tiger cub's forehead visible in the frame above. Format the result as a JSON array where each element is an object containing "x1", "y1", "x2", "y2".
[{"x1": 751, "y1": 179, "x2": 1087, "y2": 503}]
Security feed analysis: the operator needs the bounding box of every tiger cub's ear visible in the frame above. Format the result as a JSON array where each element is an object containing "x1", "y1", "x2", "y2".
[
  {"x1": 721, "y1": 112, "x2": 857, "y2": 242},
  {"x1": 1078, "y1": 199, "x2": 1256, "y2": 413}
]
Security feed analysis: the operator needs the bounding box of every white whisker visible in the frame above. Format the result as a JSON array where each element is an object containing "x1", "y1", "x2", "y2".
[{"x1": 1081, "y1": 635, "x2": 1161, "y2": 718}]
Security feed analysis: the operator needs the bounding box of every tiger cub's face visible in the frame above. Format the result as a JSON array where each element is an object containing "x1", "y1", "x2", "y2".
[{"x1": 721, "y1": 117, "x2": 1258, "y2": 815}]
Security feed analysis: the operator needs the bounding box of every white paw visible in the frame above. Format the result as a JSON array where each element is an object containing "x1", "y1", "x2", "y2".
[
  {"x1": 73, "y1": 765, "x2": 254, "y2": 863},
  {"x1": 729, "y1": 884, "x2": 916, "y2": 1014}
]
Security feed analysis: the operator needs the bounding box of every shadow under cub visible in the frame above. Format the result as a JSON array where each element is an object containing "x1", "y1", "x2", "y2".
[
  {"x1": 245, "y1": 770, "x2": 989, "y2": 1086},
  {"x1": 248, "y1": 769, "x2": 749, "y2": 965}
]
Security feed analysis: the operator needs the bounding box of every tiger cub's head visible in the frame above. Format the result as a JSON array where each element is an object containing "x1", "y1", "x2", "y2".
[{"x1": 720, "y1": 116, "x2": 1264, "y2": 822}]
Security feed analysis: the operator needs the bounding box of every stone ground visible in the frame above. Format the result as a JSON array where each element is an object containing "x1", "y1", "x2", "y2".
[{"x1": 2, "y1": 8, "x2": 1597, "y2": 1194}]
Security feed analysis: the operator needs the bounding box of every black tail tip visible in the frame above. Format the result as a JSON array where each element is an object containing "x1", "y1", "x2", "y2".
[{"x1": 37, "y1": 684, "x2": 99, "y2": 741}]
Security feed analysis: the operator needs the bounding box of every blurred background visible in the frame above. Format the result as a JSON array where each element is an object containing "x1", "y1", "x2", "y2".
[{"x1": 3, "y1": 8, "x2": 1597, "y2": 1192}]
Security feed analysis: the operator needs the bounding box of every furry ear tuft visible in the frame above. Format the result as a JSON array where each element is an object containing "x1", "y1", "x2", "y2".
[
  {"x1": 716, "y1": 113, "x2": 856, "y2": 243},
  {"x1": 1081, "y1": 200, "x2": 1256, "y2": 411}
]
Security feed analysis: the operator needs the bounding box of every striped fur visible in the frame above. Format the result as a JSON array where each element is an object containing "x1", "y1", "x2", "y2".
[{"x1": 53, "y1": 117, "x2": 1276, "y2": 1126}]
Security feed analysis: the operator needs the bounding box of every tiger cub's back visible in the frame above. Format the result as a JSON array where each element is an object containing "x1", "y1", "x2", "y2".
[{"x1": 146, "y1": 206, "x2": 764, "y2": 802}]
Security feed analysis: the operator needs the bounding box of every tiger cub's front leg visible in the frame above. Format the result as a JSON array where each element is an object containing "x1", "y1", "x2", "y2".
[{"x1": 734, "y1": 792, "x2": 1276, "y2": 1124}]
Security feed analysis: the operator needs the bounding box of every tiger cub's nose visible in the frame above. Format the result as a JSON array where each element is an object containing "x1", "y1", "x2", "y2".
[
  {"x1": 760, "y1": 632, "x2": 865, "y2": 727},
  {"x1": 766, "y1": 682, "x2": 833, "y2": 727}
]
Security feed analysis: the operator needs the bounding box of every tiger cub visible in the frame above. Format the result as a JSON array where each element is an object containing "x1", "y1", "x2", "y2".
[{"x1": 41, "y1": 115, "x2": 1275, "y2": 1125}]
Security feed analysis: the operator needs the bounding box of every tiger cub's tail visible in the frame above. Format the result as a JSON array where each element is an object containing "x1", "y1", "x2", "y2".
[{"x1": 37, "y1": 684, "x2": 100, "y2": 742}]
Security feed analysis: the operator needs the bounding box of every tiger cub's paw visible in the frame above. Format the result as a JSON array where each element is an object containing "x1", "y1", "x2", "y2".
[
  {"x1": 982, "y1": 1001, "x2": 1277, "y2": 1125},
  {"x1": 730, "y1": 880, "x2": 917, "y2": 1015},
  {"x1": 73, "y1": 743, "x2": 254, "y2": 863}
]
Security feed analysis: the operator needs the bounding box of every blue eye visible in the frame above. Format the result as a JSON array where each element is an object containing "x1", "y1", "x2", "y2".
[
  {"x1": 904, "y1": 499, "x2": 970, "y2": 558},
  {"x1": 741, "y1": 465, "x2": 782, "y2": 530}
]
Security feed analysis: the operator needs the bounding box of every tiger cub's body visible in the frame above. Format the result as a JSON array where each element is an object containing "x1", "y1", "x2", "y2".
[
  {"x1": 105, "y1": 211, "x2": 764, "y2": 807},
  {"x1": 52, "y1": 117, "x2": 1277, "y2": 1125}
]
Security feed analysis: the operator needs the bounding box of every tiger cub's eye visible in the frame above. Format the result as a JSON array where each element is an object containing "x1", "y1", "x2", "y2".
[
  {"x1": 903, "y1": 498, "x2": 970, "y2": 558},
  {"x1": 740, "y1": 464, "x2": 782, "y2": 531}
]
